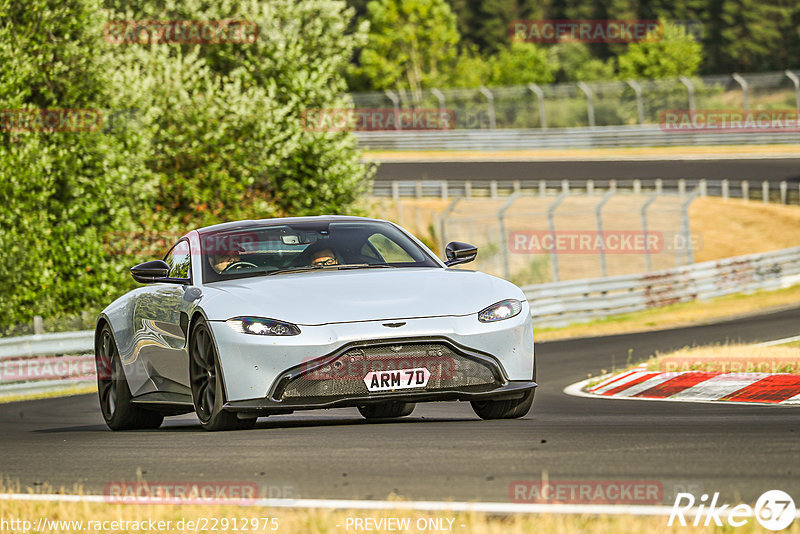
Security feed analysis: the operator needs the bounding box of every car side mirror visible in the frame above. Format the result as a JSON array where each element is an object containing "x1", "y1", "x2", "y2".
[
  {"x1": 130, "y1": 260, "x2": 170, "y2": 283},
  {"x1": 444, "y1": 241, "x2": 478, "y2": 266}
]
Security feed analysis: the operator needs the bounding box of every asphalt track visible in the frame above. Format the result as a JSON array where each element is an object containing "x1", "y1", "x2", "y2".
[
  {"x1": 1, "y1": 307, "x2": 799, "y2": 504},
  {"x1": 374, "y1": 159, "x2": 800, "y2": 183}
]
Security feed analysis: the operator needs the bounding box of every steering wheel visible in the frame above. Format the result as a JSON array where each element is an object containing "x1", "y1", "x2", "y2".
[{"x1": 221, "y1": 261, "x2": 258, "y2": 273}]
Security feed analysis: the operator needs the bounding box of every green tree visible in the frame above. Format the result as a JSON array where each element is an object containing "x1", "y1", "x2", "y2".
[
  {"x1": 549, "y1": 41, "x2": 615, "y2": 82},
  {"x1": 617, "y1": 20, "x2": 703, "y2": 79},
  {"x1": 486, "y1": 42, "x2": 555, "y2": 85},
  {"x1": 354, "y1": 0, "x2": 460, "y2": 98}
]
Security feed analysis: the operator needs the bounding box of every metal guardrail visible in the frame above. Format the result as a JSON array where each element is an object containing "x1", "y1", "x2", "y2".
[
  {"x1": 523, "y1": 246, "x2": 800, "y2": 328},
  {"x1": 355, "y1": 126, "x2": 800, "y2": 151},
  {"x1": 0, "y1": 331, "x2": 93, "y2": 360}
]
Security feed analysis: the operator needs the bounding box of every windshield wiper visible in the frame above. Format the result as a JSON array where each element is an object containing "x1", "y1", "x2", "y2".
[{"x1": 264, "y1": 264, "x2": 395, "y2": 276}]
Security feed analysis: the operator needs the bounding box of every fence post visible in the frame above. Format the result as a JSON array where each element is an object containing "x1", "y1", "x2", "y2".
[
  {"x1": 742, "y1": 180, "x2": 749, "y2": 201},
  {"x1": 609, "y1": 179, "x2": 617, "y2": 192},
  {"x1": 490, "y1": 180, "x2": 498, "y2": 199},
  {"x1": 416, "y1": 181, "x2": 423, "y2": 199},
  {"x1": 595, "y1": 190, "x2": 616, "y2": 278},
  {"x1": 547, "y1": 192, "x2": 569, "y2": 282},
  {"x1": 655, "y1": 178, "x2": 663, "y2": 194},
  {"x1": 678, "y1": 179, "x2": 686, "y2": 198},
  {"x1": 680, "y1": 76, "x2": 695, "y2": 113},
  {"x1": 441, "y1": 181, "x2": 448, "y2": 200},
  {"x1": 479, "y1": 86, "x2": 497, "y2": 129},
  {"x1": 641, "y1": 194, "x2": 659, "y2": 272},
  {"x1": 732, "y1": 73, "x2": 749, "y2": 114},
  {"x1": 561, "y1": 179, "x2": 570, "y2": 194},
  {"x1": 587, "y1": 179, "x2": 594, "y2": 196},
  {"x1": 577, "y1": 82, "x2": 595, "y2": 127},
  {"x1": 626, "y1": 79, "x2": 645, "y2": 124},
  {"x1": 786, "y1": 70, "x2": 800, "y2": 119},
  {"x1": 392, "y1": 181, "x2": 400, "y2": 201},
  {"x1": 780, "y1": 181, "x2": 788, "y2": 204},
  {"x1": 528, "y1": 83, "x2": 547, "y2": 129},
  {"x1": 722, "y1": 179, "x2": 729, "y2": 200},
  {"x1": 437, "y1": 198, "x2": 461, "y2": 257},
  {"x1": 762, "y1": 181, "x2": 769, "y2": 203},
  {"x1": 384, "y1": 90, "x2": 401, "y2": 130},
  {"x1": 633, "y1": 179, "x2": 641, "y2": 195},
  {"x1": 465, "y1": 181, "x2": 472, "y2": 199},
  {"x1": 699, "y1": 179, "x2": 707, "y2": 197},
  {"x1": 513, "y1": 180, "x2": 521, "y2": 194},
  {"x1": 498, "y1": 192, "x2": 521, "y2": 280},
  {"x1": 33, "y1": 315, "x2": 44, "y2": 335},
  {"x1": 679, "y1": 190, "x2": 700, "y2": 265},
  {"x1": 539, "y1": 180, "x2": 546, "y2": 197},
  {"x1": 431, "y1": 88, "x2": 446, "y2": 118}
]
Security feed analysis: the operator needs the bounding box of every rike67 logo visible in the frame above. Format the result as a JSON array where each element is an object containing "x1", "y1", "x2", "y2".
[{"x1": 669, "y1": 490, "x2": 796, "y2": 531}]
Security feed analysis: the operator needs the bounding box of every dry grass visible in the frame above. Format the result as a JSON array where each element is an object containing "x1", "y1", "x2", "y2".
[
  {"x1": 0, "y1": 495, "x2": 792, "y2": 534},
  {"x1": 0, "y1": 384, "x2": 96, "y2": 404},
  {"x1": 643, "y1": 343, "x2": 800, "y2": 373},
  {"x1": 690, "y1": 197, "x2": 800, "y2": 262},
  {"x1": 535, "y1": 284, "x2": 800, "y2": 341},
  {"x1": 362, "y1": 144, "x2": 800, "y2": 161}
]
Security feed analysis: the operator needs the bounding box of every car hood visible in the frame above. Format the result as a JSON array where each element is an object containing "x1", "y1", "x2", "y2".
[{"x1": 200, "y1": 267, "x2": 524, "y2": 325}]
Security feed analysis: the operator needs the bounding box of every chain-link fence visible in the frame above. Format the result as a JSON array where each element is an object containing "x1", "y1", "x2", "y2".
[{"x1": 349, "y1": 71, "x2": 800, "y2": 130}]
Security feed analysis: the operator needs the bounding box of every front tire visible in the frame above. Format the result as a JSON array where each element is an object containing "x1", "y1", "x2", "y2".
[
  {"x1": 189, "y1": 319, "x2": 256, "y2": 431},
  {"x1": 471, "y1": 389, "x2": 534, "y2": 420},
  {"x1": 358, "y1": 401, "x2": 415, "y2": 419},
  {"x1": 95, "y1": 325, "x2": 163, "y2": 431}
]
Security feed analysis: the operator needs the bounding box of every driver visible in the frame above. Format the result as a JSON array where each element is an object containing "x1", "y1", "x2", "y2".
[
  {"x1": 311, "y1": 248, "x2": 338, "y2": 266},
  {"x1": 210, "y1": 250, "x2": 240, "y2": 273}
]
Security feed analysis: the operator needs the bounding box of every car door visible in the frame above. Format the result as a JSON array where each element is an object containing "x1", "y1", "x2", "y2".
[{"x1": 131, "y1": 239, "x2": 193, "y2": 396}]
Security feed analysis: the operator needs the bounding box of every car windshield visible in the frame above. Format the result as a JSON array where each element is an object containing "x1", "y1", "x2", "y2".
[{"x1": 201, "y1": 220, "x2": 440, "y2": 283}]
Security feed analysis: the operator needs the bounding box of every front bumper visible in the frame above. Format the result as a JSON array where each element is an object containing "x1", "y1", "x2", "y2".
[{"x1": 208, "y1": 307, "x2": 535, "y2": 403}]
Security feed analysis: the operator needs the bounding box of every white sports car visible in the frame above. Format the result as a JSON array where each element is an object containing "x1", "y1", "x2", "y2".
[{"x1": 95, "y1": 216, "x2": 536, "y2": 431}]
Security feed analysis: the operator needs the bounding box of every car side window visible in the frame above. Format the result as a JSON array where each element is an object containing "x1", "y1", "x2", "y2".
[
  {"x1": 164, "y1": 240, "x2": 191, "y2": 280},
  {"x1": 367, "y1": 233, "x2": 414, "y2": 263}
]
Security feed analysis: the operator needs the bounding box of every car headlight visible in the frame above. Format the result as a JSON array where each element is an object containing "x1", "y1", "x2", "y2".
[
  {"x1": 478, "y1": 299, "x2": 522, "y2": 323},
  {"x1": 226, "y1": 317, "x2": 301, "y2": 336}
]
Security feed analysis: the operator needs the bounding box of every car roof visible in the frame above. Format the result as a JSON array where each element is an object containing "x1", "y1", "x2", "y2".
[{"x1": 195, "y1": 215, "x2": 389, "y2": 236}]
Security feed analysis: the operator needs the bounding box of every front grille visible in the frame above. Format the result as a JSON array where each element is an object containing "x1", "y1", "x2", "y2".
[{"x1": 277, "y1": 342, "x2": 498, "y2": 401}]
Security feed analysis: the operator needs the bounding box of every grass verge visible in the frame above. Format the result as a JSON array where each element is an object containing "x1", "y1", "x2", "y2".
[
  {"x1": 0, "y1": 496, "x2": 793, "y2": 534},
  {"x1": 0, "y1": 384, "x2": 96, "y2": 404},
  {"x1": 534, "y1": 284, "x2": 800, "y2": 342},
  {"x1": 642, "y1": 343, "x2": 800, "y2": 373}
]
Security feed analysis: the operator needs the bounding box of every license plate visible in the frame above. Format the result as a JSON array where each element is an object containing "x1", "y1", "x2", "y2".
[{"x1": 363, "y1": 367, "x2": 431, "y2": 392}]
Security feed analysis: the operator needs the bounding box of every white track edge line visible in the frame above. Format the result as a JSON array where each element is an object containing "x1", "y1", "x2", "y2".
[
  {"x1": 6, "y1": 493, "x2": 799, "y2": 519},
  {"x1": 757, "y1": 335, "x2": 800, "y2": 347}
]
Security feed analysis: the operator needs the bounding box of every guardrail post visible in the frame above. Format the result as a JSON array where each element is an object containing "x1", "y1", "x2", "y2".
[
  {"x1": 742, "y1": 180, "x2": 749, "y2": 201},
  {"x1": 641, "y1": 193, "x2": 659, "y2": 272},
  {"x1": 699, "y1": 179, "x2": 707, "y2": 197},
  {"x1": 437, "y1": 197, "x2": 461, "y2": 256},
  {"x1": 561, "y1": 179, "x2": 569, "y2": 194},
  {"x1": 513, "y1": 180, "x2": 521, "y2": 194},
  {"x1": 490, "y1": 180, "x2": 498, "y2": 199},
  {"x1": 678, "y1": 179, "x2": 686, "y2": 198},
  {"x1": 384, "y1": 90, "x2": 401, "y2": 130},
  {"x1": 655, "y1": 179, "x2": 663, "y2": 194},
  {"x1": 528, "y1": 83, "x2": 547, "y2": 129},
  {"x1": 595, "y1": 190, "x2": 616, "y2": 278},
  {"x1": 732, "y1": 73, "x2": 749, "y2": 114},
  {"x1": 577, "y1": 82, "x2": 595, "y2": 127},
  {"x1": 786, "y1": 70, "x2": 800, "y2": 118},
  {"x1": 479, "y1": 86, "x2": 497, "y2": 129},
  {"x1": 680, "y1": 76, "x2": 695, "y2": 113},
  {"x1": 547, "y1": 191, "x2": 569, "y2": 282},
  {"x1": 626, "y1": 79, "x2": 646, "y2": 124},
  {"x1": 416, "y1": 181, "x2": 423, "y2": 199},
  {"x1": 722, "y1": 179, "x2": 729, "y2": 200},
  {"x1": 441, "y1": 181, "x2": 448, "y2": 200},
  {"x1": 498, "y1": 192, "x2": 521, "y2": 280},
  {"x1": 539, "y1": 180, "x2": 546, "y2": 197},
  {"x1": 392, "y1": 181, "x2": 400, "y2": 201},
  {"x1": 33, "y1": 316, "x2": 44, "y2": 335},
  {"x1": 633, "y1": 179, "x2": 641, "y2": 195},
  {"x1": 762, "y1": 181, "x2": 769, "y2": 203},
  {"x1": 587, "y1": 179, "x2": 594, "y2": 196},
  {"x1": 464, "y1": 181, "x2": 472, "y2": 199},
  {"x1": 780, "y1": 181, "x2": 788, "y2": 204},
  {"x1": 609, "y1": 179, "x2": 617, "y2": 192}
]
